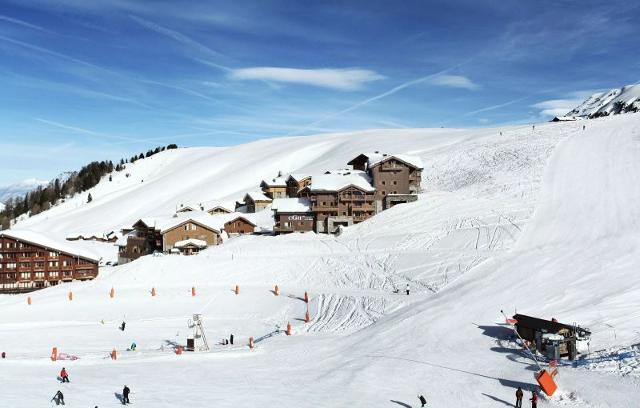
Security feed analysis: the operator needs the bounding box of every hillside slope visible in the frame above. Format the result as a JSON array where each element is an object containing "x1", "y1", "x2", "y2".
[
  {"x1": 1, "y1": 116, "x2": 639, "y2": 407},
  {"x1": 567, "y1": 84, "x2": 640, "y2": 117}
]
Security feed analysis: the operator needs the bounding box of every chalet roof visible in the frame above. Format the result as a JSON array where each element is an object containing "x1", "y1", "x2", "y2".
[
  {"x1": 348, "y1": 152, "x2": 423, "y2": 170},
  {"x1": 308, "y1": 171, "x2": 374, "y2": 192},
  {"x1": 0, "y1": 230, "x2": 101, "y2": 262},
  {"x1": 137, "y1": 212, "x2": 222, "y2": 234},
  {"x1": 271, "y1": 198, "x2": 312, "y2": 213},
  {"x1": 176, "y1": 204, "x2": 203, "y2": 213},
  {"x1": 513, "y1": 314, "x2": 591, "y2": 336},
  {"x1": 174, "y1": 238, "x2": 207, "y2": 249},
  {"x1": 260, "y1": 177, "x2": 287, "y2": 187},
  {"x1": 287, "y1": 174, "x2": 312, "y2": 183},
  {"x1": 244, "y1": 191, "x2": 272, "y2": 202}
]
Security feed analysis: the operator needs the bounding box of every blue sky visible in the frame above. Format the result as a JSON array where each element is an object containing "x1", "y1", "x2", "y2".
[{"x1": 0, "y1": 0, "x2": 639, "y2": 185}]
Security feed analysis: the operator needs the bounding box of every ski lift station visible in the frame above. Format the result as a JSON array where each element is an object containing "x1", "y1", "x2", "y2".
[{"x1": 512, "y1": 314, "x2": 591, "y2": 361}]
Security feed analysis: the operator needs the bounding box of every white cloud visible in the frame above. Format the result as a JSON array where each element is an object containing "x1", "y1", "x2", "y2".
[
  {"x1": 229, "y1": 67, "x2": 384, "y2": 91},
  {"x1": 429, "y1": 74, "x2": 479, "y2": 90},
  {"x1": 531, "y1": 97, "x2": 585, "y2": 118}
]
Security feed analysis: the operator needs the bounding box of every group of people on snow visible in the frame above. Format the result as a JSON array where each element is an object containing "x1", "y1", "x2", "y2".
[
  {"x1": 53, "y1": 366, "x2": 132, "y2": 405},
  {"x1": 515, "y1": 387, "x2": 538, "y2": 408}
]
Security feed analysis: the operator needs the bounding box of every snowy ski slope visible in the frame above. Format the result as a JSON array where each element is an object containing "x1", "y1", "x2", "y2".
[{"x1": 1, "y1": 115, "x2": 640, "y2": 407}]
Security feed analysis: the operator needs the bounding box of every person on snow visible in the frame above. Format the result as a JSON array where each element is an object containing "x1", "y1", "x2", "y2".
[
  {"x1": 230, "y1": 334, "x2": 234, "y2": 345},
  {"x1": 130, "y1": 342, "x2": 137, "y2": 351},
  {"x1": 515, "y1": 386, "x2": 523, "y2": 408},
  {"x1": 418, "y1": 394, "x2": 427, "y2": 407},
  {"x1": 1, "y1": 351, "x2": 5, "y2": 358},
  {"x1": 60, "y1": 367, "x2": 70, "y2": 383},
  {"x1": 52, "y1": 390, "x2": 65, "y2": 405},
  {"x1": 122, "y1": 385, "x2": 131, "y2": 404},
  {"x1": 530, "y1": 390, "x2": 538, "y2": 408},
  {"x1": 406, "y1": 283, "x2": 410, "y2": 296},
  {"x1": 120, "y1": 321, "x2": 126, "y2": 331}
]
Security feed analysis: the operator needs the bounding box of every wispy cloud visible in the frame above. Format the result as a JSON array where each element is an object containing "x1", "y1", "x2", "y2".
[
  {"x1": 129, "y1": 15, "x2": 229, "y2": 62},
  {"x1": 287, "y1": 62, "x2": 468, "y2": 134},
  {"x1": 229, "y1": 67, "x2": 385, "y2": 91},
  {"x1": 464, "y1": 95, "x2": 532, "y2": 116},
  {"x1": 0, "y1": 14, "x2": 48, "y2": 32},
  {"x1": 428, "y1": 74, "x2": 479, "y2": 90},
  {"x1": 531, "y1": 98, "x2": 585, "y2": 118}
]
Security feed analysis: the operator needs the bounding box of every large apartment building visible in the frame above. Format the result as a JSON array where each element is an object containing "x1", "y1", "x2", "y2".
[
  {"x1": 0, "y1": 230, "x2": 100, "y2": 293},
  {"x1": 299, "y1": 171, "x2": 376, "y2": 233},
  {"x1": 348, "y1": 152, "x2": 423, "y2": 211}
]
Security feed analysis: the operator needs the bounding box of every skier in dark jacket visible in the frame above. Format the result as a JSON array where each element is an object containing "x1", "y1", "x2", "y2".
[
  {"x1": 122, "y1": 385, "x2": 131, "y2": 404},
  {"x1": 52, "y1": 390, "x2": 65, "y2": 405},
  {"x1": 530, "y1": 391, "x2": 538, "y2": 408},
  {"x1": 515, "y1": 387, "x2": 523, "y2": 407},
  {"x1": 418, "y1": 394, "x2": 427, "y2": 407},
  {"x1": 120, "y1": 321, "x2": 126, "y2": 331}
]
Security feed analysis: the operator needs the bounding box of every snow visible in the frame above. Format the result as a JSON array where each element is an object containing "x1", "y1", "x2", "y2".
[
  {"x1": 308, "y1": 171, "x2": 374, "y2": 192},
  {"x1": 260, "y1": 176, "x2": 287, "y2": 187},
  {"x1": 173, "y1": 238, "x2": 207, "y2": 248},
  {"x1": 244, "y1": 191, "x2": 272, "y2": 202},
  {"x1": 271, "y1": 198, "x2": 312, "y2": 213},
  {"x1": 2, "y1": 116, "x2": 640, "y2": 407},
  {"x1": 0, "y1": 229, "x2": 101, "y2": 262},
  {"x1": 567, "y1": 84, "x2": 640, "y2": 117},
  {"x1": 364, "y1": 152, "x2": 424, "y2": 169}
]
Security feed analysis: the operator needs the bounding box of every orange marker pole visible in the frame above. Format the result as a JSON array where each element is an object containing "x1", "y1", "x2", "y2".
[
  {"x1": 286, "y1": 322, "x2": 292, "y2": 336},
  {"x1": 151, "y1": 287, "x2": 156, "y2": 297},
  {"x1": 191, "y1": 286, "x2": 196, "y2": 297},
  {"x1": 51, "y1": 347, "x2": 58, "y2": 361},
  {"x1": 111, "y1": 349, "x2": 117, "y2": 360},
  {"x1": 274, "y1": 285, "x2": 280, "y2": 296},
  {"x1": 305, "y1": 309, "x2": 310, "y2": 323},
  {"x1": 249, "y1": 337, "x2": 254, "y2": 350},
  {"x1": 109, "y1": 287, "x2": 115, "y2": 298},
  {"x1": 304, "y1": 291, "x2": 309, "y2": 303},
  {"x1": 235, "y1": 285, "x2": 240, "y2": 295},
  {"x1": 27, "y1": 296, "x2": 32, "y2": 305},
  {"x1": 68, "y1": 291, "x2": 73, "y2": 301}
]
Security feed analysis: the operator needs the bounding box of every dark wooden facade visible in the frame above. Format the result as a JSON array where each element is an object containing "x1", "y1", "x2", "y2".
[
  {"x1": 304, "y1": 185, "x2": 375, "y2": 233},
  {"x1": 274, "y1": 212, "x2": 315, "y2": 234},
  {"x1": 286, "y1": 175, "x2": 312, "y2": 198},
  {"x1": 224, "y1": 217, "x2": 256, "y2": 235},
  {"x1": 0, "y1": 234, "x2": 99, "y2": 293}
]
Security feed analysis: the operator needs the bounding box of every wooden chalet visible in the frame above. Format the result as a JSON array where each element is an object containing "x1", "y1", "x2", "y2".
[
  {"x1": 243, "y1": 192, "x2": 272, "y2": 213},
  {"x1": 222, "y1": 215, "x2": 256, "y2": 235},
  {"x1": 260, "y1": 177, "x2": 287, "y2": 199},
  {"x1": 286, "y1": 174, "x2": 312, "y2": 198}
]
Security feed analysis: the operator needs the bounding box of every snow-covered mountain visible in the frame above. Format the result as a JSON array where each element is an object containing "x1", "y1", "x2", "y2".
[
  {"x1": 566, "y1": 84, "x2": 640, "y2": 118},
  {"x1": 0, "y1": 178, "x2": 49, "y2": 203},
  {"x1": 2, "y1": 115, "x2": 640, "y2": 407}
]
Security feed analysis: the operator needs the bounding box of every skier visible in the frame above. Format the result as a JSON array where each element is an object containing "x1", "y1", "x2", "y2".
[
  {"x1": 515, "y1": 386, "x2": 523, "y2": 408},
  {"x1": 418, "y1": 394, "x2": 427, "y2": 407},
  {"x1": 530, "y1": 390, "x2": 538, "y2": 408},
  {"x1": 230, "y1": 334, "x2": 234, "y2": 345},
  {"x1": 120, "y1": 321, "x2": 126, "y2": 331},
  {"x1": 122, "y1": 385, "x2": 131, "y2": 404},
  {"x1": 406, "y1": 283, "x2": 410, "y2": 296},
  {"x1": 1, "y1": 351, "x2": 5, "y2": 358},
  {"x1": 60, "y1": 367, "x2": 70, "y2": 383},
  {"x1": 583, "y1": 125, "x2": 586, "y2": 131},
  {"x1": 130, "y1": 342, "x2": 137, "y2": 351},
  {"x1": 52, "y1": 390, "x2": 65, "y2": 405}
]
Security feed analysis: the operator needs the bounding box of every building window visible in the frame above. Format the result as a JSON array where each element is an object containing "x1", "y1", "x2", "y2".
[
  {"x1": 20, "y1": 272, "x2": 30, "y2": 279},
  {"x1": 48, "y1": 261, "x2": 59, "y2": 267},
  {"x1": 6, "y1": 263, "x2": 16, "y2": 269},
  {"x1": 49, "y1": 251, "x2": 58, "y2": 258},
  {"x1": 49, "y1": 271, "x2": 59, "y2": 277},
  {"x1": 393, "y1": 181, "x2": 397, "y2": 185},
  {"x1": 381, "y1": 181, "x2": 386, "y2": 185}
]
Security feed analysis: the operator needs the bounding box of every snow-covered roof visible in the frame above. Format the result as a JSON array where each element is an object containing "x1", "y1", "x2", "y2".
[
  {"x1": 349, "y1": 152, "x2": 423, "y2": 170},
  {"x1": 244, "y1": 191, "x2": 272, "y2": 202},
  {"x1": 174, "y1": 238, "x2": 207, "y2": 249},
  {"x1": 271, "y1": 198, "x2": 312, "y2": 213},
  {"x1": 260, "y1": 177, "x2": 287, "y2": 187},
  {"x1": 0, "y1": 229, "x2": 101, "y2": 262},
  {"x1": 287, "y1": 174, "x2": 312, "y2": 183},
  {"x1": 176, "y1": 204, "x2": 203, "y2": 212},
  {"x1": 209, "y1": 212, "x2": 257, "y2": 229},
  {"x1": 137, "y1": 212, "x2": 223, "y2": 234},
  {"x1": 308, "y1": 171, "x2": 374, "y2": 192}
]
